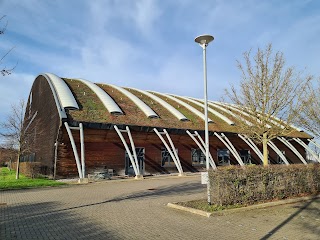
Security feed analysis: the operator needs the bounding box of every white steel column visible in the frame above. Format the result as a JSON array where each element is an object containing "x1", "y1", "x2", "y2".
[
  {"x1": 267, "y1": 141, "x2": 289, "y2": 165},
  {"x1": 186, "y1": 130, "x2": 216, "y2": 169},
  {"x1": 154, "y1": 128, "x2": 183, "y2": 175},
  {"x1": 277, "y1": 137, "x2": 307, "y2": 165},
  {"x1": 203, "y1": 42, "x2": 211, "y2": 205},
  {"x1": 213, "y1": 132, "x2": 244, "y2": 166},
  {"x1": 307, "y1": 139, "x2": 320, "y2": 163},
  {"x1": 79, "y1": 123, "x2": 85, "y2": 177},
  {"x1": 195, "y1": 34, "x2": 214, "y2": 205},
  {"x1": 114, "y1": 125, "x2": 141, "y2": 178},
  {"x1": 246, "y1": 137, "x2": 264, "y2": 161},
  {"x1": 53, "y1": 141, "x2": 58, "y2": 179},
  {"x1": 126, "y1": 126, "x2": 139, "y2": 172},
  {"x1": 64, "y1": 122, "x2": 83, "y2": 179},
  {"x1": 238, "y1": 134, "x2": 263, "y2": 162},
  {"x1": 294, "y1": 138, "x2": 320, "y2": 163},
  {"x1": 221, "y1": 133, "x2": 244, "y2": 164},
  {"x1": 163, "y1": 129, "x2": 182, "y2": 170},
  {"x1": 194, "y1": 131, "x2": 216, "y2": 169}
]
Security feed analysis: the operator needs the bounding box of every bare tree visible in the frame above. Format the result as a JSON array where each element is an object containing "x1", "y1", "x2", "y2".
[
  {"x1": 225, "y1": 44, "x2": 312, "y2": 166},
  {"x1": 0, "y1": 100, "x2": 25, "y2": 179},
  {"x1": 0, "y1": 100, "x2": 39, "y2": 179},
  {"x1": 0, "y1": 15, "x2": 15, "y2": 76},
  {"x1": 297, "y1": 78, "x2": 320, "y2": 139},
  {"x1": 0, "y1": 145, "x2": 17, "y2": 170}
]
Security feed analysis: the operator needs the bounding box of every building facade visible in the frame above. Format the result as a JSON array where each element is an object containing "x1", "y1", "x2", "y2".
[{"x1": 21, "y1": 73, "x2": 317, "y2": 179}]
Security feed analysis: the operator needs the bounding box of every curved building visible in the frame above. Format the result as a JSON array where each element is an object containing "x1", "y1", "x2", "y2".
[{"x1": 21, "y1": 73, "x2": 314, "y2": 179}]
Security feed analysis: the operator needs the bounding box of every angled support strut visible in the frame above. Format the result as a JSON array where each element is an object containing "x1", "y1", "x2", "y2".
[
  {"x1": 238, "y1": 134, "x2": 263, "y2": 163},
  {"x1": 64, "y1": 122, "x2": 85, "y2": 179},
  {"x1": 114, "y1": 125, "x2": 142, "y2": 178},
  {"x1": 277, "y1": 137, "x2": 307, "y2": 165},
  {"x1": 186, "y1": 130, "x2": 217, "y2": 169},
  {"x1": 214, "y1": 132, "x2": 244, "y2": 166},
  {"x1": 154, "y1": 128, "x2": 183, "y2": 175},
  {"x1": 294, "y1": 138, "x2": 320, "y2": 163}
]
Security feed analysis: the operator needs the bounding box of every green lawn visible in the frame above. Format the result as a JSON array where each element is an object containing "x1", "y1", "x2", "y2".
[{"x1": 0, "y1": 167, "x2": 65, "y2": 190}]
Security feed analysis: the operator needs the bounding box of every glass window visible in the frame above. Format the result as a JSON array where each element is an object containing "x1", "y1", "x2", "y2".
[
  {"x1": 125, "y1": 147, "x2": 145, "y2": 175},
  {"x1": 240, "y1": 149, "x2": 251, "y2": 165},
  {"x1": 161, "y1": 149, "x2": 177, "y2": 167},
  {"x1": 277, "y1": 150, "x2": 286, "y2": 164},
  {"x1": 191, "y1": 148, "x2": 206, "y2": 165},
  {"x1": 217, "y1": 149, "x2": 230, "y2": 166},
  {"x1": 19, "y1": 153, "x2": 35, "y2": 163}
]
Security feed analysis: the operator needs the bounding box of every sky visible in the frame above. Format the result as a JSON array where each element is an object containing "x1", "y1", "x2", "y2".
[{"x1": 0, "y1": 0, "x2": 320, "y2": 125}]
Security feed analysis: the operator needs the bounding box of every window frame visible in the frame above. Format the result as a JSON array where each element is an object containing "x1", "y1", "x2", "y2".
[
  {"x1": 276, "y1": 150, "x2": 286, "y2": 164},
  {"x1": 217, "y1": 148, "x2": 230, "y2": 166},
  {"x1": 191, "y1": 148, "x2": 206, "y2": 166},
  {"x1": 240, "y1": 149, "x2": 251, "y2": 165},
  {"x1": 161, "y1": 148, "x2": 178, "y2": 167}
]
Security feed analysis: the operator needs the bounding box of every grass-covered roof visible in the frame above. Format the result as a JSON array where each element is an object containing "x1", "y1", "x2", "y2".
[{"x1": 63, "y1": 78, "x2": 310, "y2": 139}]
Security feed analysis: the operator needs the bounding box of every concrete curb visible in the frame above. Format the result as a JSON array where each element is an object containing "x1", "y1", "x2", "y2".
[
  {"x1": 167, "y1": 194, "x2": 320, "y2": 218},
  {"x1": 167, "y1": 203, "x2": 211, "y2": 217}
]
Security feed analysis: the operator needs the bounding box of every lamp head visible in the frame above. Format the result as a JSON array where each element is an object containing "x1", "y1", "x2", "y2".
[{"x1": 195, "y1": 34, "x2": 214, "y2": 46}]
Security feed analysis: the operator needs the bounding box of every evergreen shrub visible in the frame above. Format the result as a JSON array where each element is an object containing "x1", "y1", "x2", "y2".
[{"x1": 209, "y1": 164, "x2": 320, "y2": 206}]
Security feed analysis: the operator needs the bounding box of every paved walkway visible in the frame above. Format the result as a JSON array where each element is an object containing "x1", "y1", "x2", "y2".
[{"x1": 0, "y1": 175, "x2": 319, "y2": 240}]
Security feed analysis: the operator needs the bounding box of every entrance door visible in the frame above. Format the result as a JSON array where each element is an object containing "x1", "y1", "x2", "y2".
[{"x1": 125, "y1": 147, "x2": 145, "y2": 176}]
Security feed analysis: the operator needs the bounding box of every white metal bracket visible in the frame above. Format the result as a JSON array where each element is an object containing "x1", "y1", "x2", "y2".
[
  {"x1": 154, "y1": 128, "x2": 183, "y2": 175},
  {"x1": 186, "y1": 130, "x2": 216, "y2": 169},
  {"x1": 238, "y1": 134, "x2": 263, "y2": 162},
  {"x1": 64, "y1": 122, "x2": 85, "y2": 178},
  {"x1": 294, "y1": 138, "x2": 320, "y2": 163},
  {"x1": 24, "y1": 111, "x2": 38, "y2": 133},
  {"x1": 114, "y1": 125, "x2": 142, "y2": 178},
  {"x1": 277, "y1": 137, "x2": 307, "y2": 164},
  {"x1": 214, "y1": 132, "x2": 244, "y2": 166},
  {"x1": 267, "y1": 140, "x2": 289, "y2": 165}
]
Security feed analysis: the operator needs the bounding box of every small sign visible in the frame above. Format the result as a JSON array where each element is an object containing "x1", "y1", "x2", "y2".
[{"x1": 201, "y1": 172, "x2": 208, "y2": 184}]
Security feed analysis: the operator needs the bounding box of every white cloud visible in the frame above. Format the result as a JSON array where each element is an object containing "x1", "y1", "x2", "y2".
[
  {"x1": 133, "y1": 0, "x2": 162, "y2": 35},
  {"x1": 0, "y1": 0, "x2": 320, "y2": 127},
  {"x1": 85, "y1": 0, "x2": 161, "y2": 37}
]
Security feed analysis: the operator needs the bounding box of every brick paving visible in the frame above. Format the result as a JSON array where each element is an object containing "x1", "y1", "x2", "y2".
[{"x1": 0, "y1": 174, "x2": 319, "y2": 240}]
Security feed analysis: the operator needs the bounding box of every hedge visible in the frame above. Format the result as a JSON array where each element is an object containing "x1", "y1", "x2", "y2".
[
  {"x1": 209, "y1": 164, "x2": 320, "y2": 206},
  {"x1": 11, "y1": 162, "x2": 42, "y2": 178}
]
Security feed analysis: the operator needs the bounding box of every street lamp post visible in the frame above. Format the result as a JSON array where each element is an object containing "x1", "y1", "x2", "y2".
[{"x1": 195, "y1": 34, "x2": 214, "y2": 205}]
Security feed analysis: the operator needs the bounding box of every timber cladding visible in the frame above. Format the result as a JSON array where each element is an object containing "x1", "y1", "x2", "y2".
[
  {"x1": 22, "y1": 75, "x2": 61, "y2": 176},
  {"x1": 55, "y1": 128, "x2": 307, "y2": 178}
]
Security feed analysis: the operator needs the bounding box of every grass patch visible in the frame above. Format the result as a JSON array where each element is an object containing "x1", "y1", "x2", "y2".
[
  {"x1": 177, "y1": 199, "x2": 242, "y2": 212},
  {"x1": 0, "y1": 167, "x2": 65, "y2": 190}
]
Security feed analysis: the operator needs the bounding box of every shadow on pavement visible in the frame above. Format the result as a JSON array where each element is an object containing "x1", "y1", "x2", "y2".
[
  {"x1": 260, "y1": 197, "x2": 320, "y2": 240},
  {"x1": 1, "y1": 182, "x2": 204, "y2": 239},
  {"x1": 110, "y1": 181, "x2": 205, "y2": 202},
  {"x1": 13, "y1": 182, "x2": 204, "y2": 216},
  {"x1": 0, "y1": 201, "x2": 120, "y2": 240}
]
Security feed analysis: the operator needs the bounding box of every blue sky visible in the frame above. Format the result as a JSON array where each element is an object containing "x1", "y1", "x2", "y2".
[{"x1": 0, "y1": 0, "x2": 320, "y2": 124}]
